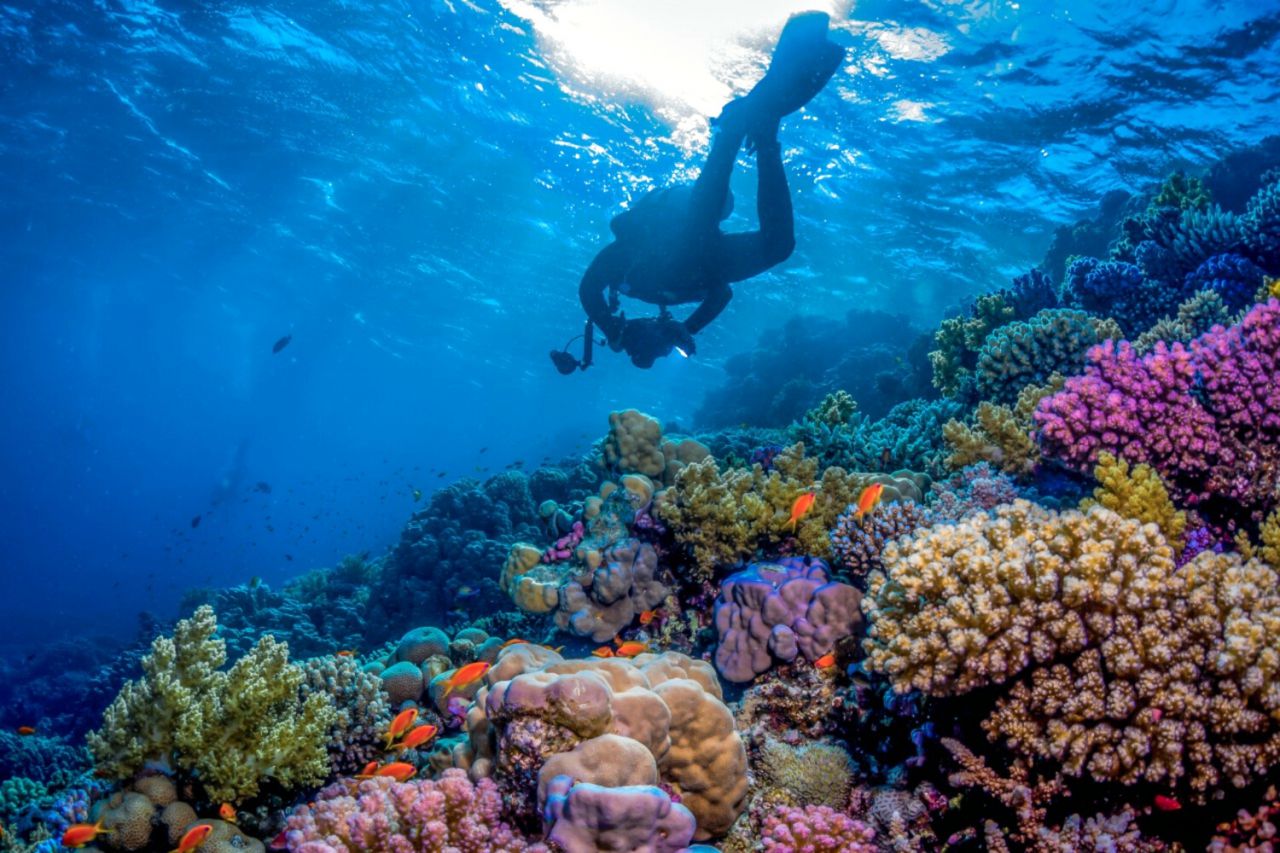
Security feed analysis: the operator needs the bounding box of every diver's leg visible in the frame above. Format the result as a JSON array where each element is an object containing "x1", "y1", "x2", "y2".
[
  {"x1": 717, "y1": 127, "x2": 795, "y2": 282},
  {"x1": 687, "y1": 123, "x2": 747, "y2": 230}
]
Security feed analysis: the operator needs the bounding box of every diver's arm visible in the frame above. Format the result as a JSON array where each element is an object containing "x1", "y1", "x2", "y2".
[
  {"x1": 684, "y1": 282, "x2": 733, "y2": 335},
  {"x1": 578, "y1": 243, "x2": 628, "y2": 341}
]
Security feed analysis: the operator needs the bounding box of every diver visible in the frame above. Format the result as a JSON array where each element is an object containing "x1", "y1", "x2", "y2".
[{"x1": 551, "y1": 12, "x2": 845, "y2": 372}]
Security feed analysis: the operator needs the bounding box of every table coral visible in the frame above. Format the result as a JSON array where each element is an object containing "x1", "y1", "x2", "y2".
[
  {"x1": 866, "y1": 502, "x2": 1280, "y2": 792},
  {"x1": 87, "y1": 606, "x2": 337, "y2": 803},
  {"x1": 1036, "y1": 299, "x2": 1280, "y2": 527},
  {"x1": 281, "y1": 771, "x2": 544, "y2": 852}
]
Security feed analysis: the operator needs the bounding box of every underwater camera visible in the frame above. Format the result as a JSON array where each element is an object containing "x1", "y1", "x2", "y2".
[{"x1": 550, "y1": 319, "x2": 599, "y2": 374}]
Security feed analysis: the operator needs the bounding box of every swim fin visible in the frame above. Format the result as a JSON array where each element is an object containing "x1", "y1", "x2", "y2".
[{"x1": 717, "y1": 12, "x2": 845, "y2": 129}]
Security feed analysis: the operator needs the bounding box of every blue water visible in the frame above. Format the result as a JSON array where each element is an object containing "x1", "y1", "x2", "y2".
[{"x1": 1, "y1": 0, "x2": 1277, "y2": 648}]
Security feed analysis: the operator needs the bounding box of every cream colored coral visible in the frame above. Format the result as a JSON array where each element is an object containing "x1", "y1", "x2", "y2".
[
  {"x1": 603, "y1": 409, "x2": 666, "y2": 477},
  {"x1": 499, "y1": 544, "x2": 559, "y2": 614},
  {"x1": 1082, "y1": 451, "x2": 1186, "y2": 554},
  {"x1": 88, "y1": 606, "x2": 336, "y2": 802},
  {"x1": 453, "y1": 645, "x2": 747, "y2": 841}
]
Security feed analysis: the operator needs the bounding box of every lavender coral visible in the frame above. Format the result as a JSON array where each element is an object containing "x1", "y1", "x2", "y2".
[
  {"x1": 761, "y1": 805, "x2": 876, "y2": 853},
  {"x1": 1036, "y1": 299, "x2": 1280, "y2": 527},
  {"x1": 713, "y1": 559, "x2": 862, "y2": 683},
  {"x1": 281, "y1": 771, "x2": 544, "y2": 852},
  {"x1": 542, "y1": 775, "x2": 697, "y2": 853}
]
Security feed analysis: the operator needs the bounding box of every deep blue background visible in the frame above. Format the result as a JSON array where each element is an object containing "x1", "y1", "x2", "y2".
[{"x1": 2, "y1": 0, "x2": 1278, "y2": 647}]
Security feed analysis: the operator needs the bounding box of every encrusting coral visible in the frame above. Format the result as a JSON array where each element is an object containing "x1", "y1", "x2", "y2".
[
  {"x1": 1082, "y1": 451, "x2": 1186, "y2": 554},
  {"x1": 864, "y1": 501, "x2": 1280, "y2": 793},
  {"x1": 87, "y1": 606, "x2": 337, "y2": 803}
]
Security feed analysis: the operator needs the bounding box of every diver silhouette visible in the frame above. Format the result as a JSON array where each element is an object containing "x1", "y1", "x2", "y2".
[{"x1": 551, "y1": 12, "x2": 845, "y2": 372}]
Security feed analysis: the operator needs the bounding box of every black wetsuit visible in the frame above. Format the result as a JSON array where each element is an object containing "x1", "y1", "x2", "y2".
[{"x1": 578, "y1": 123, "x2": 795, "y2": 344}]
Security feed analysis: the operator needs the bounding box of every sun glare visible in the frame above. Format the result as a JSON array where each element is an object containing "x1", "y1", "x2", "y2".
[{"x1": 499, "y1": 0, "x2": 853, "y2": 123}]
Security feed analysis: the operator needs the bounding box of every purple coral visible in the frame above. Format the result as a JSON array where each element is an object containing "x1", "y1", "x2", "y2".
[
  {"x1": 928, "y1": 462, "x2": 1021, "y2": 522},
  {"x1": 542, "y1": 775, "x2": 697, "y2": 853},
  {"x1": 1036, "y1": 299, "x2": 1280, "y2": 526},
  {"x1": 761, "y1": 804, "x2": 876, "y2": 853},
  {"x1": 713, "y1": 559, "x2": 862, "y2": 683},
  {"x1": 281, "y1": 770, "x2": 545, "y2": 853}
]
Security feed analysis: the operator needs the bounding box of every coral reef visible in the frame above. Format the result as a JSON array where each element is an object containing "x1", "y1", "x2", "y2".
[
  {"x1": 829, "y1": 500, "x2": 931, "y2": 583},
  {"x1": 281, "y1": 771, "x2": 543, "y2": 852},
  {"x1": 973, "y1": 308, "x2": 1120, "y2": 404},
  {"x1": 929, "y1": 291, "x2": 1016, "y2": 397},
  {"x1": 712, "y1": 558, "x2": 862, "y2": 683},
  {"x1": 1082, "y1": 451, "x2": 1186, "y2": 554},
  {"x1": 1036, "y1": 299, "x2": 1280, "y2": 528},
  {"x1": 542, "y1": 774, "x2": 697, "y2": 853},
  {"x1": 755, "y1": 736, "x2": 854, "y2": 810},
  {"x1": 760, "y1": 804, "x2": 876, "y2": 853},
  {"x1": 792, "y1": 397, "x2": 963, "y2": 477},
  {"x1": 941, "y1": 372, "x2": 1062, "y2": 478},
  {"x1": 601, "y1": 409, "x2": 709, "y2": 486},
  {"x1": 87, "y1": 606, "x2": 336, "y2": 802},
  {"x1": 1132, "y1": 288, "x2": 1232, "y2": 354},
  {"x1": 300, "y1": 655, "x2": 393, "y2": 776}
]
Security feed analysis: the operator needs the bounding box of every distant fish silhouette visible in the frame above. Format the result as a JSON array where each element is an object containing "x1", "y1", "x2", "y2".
[
  {"x1": 272, "y1": 334, "x2": 292, "y2": 354},
  {"x1": 190, "y1": 515, "x2": 202, "y2": 529},
  {"x1": 254, "y1": 481, "x2": 272, "y2": 494}
]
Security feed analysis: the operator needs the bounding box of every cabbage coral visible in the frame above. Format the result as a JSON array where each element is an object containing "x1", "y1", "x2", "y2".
[{"x1": 88, "y1": 606, "x2": 336, "y2": 802}]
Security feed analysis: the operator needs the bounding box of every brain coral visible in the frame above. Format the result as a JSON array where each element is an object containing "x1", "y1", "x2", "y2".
[
  {"x1": 87, "y1": 606, "x2": 336, "y2": 803},
  {"x1": 448, "y1": 644, "x2": 747, "y2": 841},
  {"x1": 863, "y1": 500, "x2": 1280, "y2": 793}
]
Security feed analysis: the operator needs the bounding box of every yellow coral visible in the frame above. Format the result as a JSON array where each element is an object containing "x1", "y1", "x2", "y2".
[
  {"x1": 88, "y1": 606, "x2": 336, "y2": 802},
  {"x1": 1082, "y1": 451, "x2": 1186, "y2": 554},
  {"x1": 942, "y1": 376, "x2": 1061, "y2": 477},
  {"x1": 655, "y1": 444, "x2": 926, "y2": 579}
]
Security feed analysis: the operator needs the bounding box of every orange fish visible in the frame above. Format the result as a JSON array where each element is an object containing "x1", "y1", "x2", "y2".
[
  {"x1": 219, "y1": 803, "x2": 236, "y2": 823},
  {"x1": 784, "y1": 492, "x2": 817, "y2": 531},
  {"x1": 638, "y1": 610, "x2": 656, "y2": 626},
  {"x1": 392, "y1": 724, "x2": 438, "y2": 751},
  {"x1": 358, "y1": 761, "x2": 378, "y2": 777},
  {"x1": 374, "y1": 762, "x2": 417, "y2": 782},
  {"x1": 16, "y1": 726, "x2": 35, "y2": 736},
  {"x1": 541, "y1": 644, "x2": 565, "y2": 653},
  {"x1": 814, "y1": 652, "x2": 837, "y2": 669},
  {"x1": 440, "y1": 661, "x2": 490, "y2": 698},
  {"x1": 336, "y1": 650, "x2": 358, "y2": 657},
  {"x1": 852, "y1": 483, "x2": 885, "y2": 521},
  {"x1": 384, "y1": 707, "x2": 419, "y2": 748},
  {"x1": 61, "y1": 819, "x2": 110, "y2": 848},
  {"x1": 614, "y1": 641, "x2": 648, "y2": 657},
  {"x1": 592, "y1": 646, "x2": 614, "y2": 658},
  {"x1": 171, "y1": 823, "x2": 213, "y2": 853},
  {"x1": 499, "y1": 638, "x2": 528, "y2": 649}
]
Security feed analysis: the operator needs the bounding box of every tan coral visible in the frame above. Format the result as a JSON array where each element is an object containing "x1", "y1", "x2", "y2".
[
  {"x1": 451, "y1": 645, "x2": 746, "y2": 841},
  {"x1": 602, "y1": 409, "x2": 666, "y2": 478},
  {"x1": 499, "y1": 544, "x2": 559, "y2": 614}
]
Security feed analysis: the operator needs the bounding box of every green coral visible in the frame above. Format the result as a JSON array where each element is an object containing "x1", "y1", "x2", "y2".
[
  {"x1": 87, "y1": 605, "x2": 337, "y2": 803},
  {"x1": 974, "y1": 309, "x2": 1121, "y2": 405},
  {"x1": 1082, "y1": 451, "x2": 1186, "y2": 554},
  {"x1": 1133, "y1": 289, "x2": 1231, "y2": 354},
  {"x1": 655, "y1": 444, "x2": 925, "y2": 580},
  {"x1": 756, "y1": 737, "x2": 854, "y2": 810},
  {"x1": 0, "y1": 777, "x2": 47, "y2": 824},
  {"x1": 942, "y1": 376, "x2": 1062, "y2": 477},
  {"x1": 804, "y1": 390, "x2": 858, "y2": 428},
  {"x1": 929, "y1": 293, "x2": 1016, "y2": 397},
  {"x1": 1150, "y1": 170, "x2": 1211, "y2": 213}
]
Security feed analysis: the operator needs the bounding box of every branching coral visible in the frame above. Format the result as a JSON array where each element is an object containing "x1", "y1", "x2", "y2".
[
  {"x1": 88, "y1": 606, "x2": 336, "y2": 802},
  {"x1": 1082, "y1": 451, "x2": 1186, "y2": 554},
  {"x1": 655, "y1": 445, "x2": 925, "y2": 579},
  {"x1": 1132, "y1": 288, "x2": 1231, "y2": 354},
  {"x1": 974, "y1": 309, "x2": 1120, "y2": 404},
  {"x1": 301, "y1": 655, "x2": 392, "y2": 777},
  {"x1": 1036, "y1": 299, "x2": 1280, "y2": 528},
  {"x1": 865, "y1": 502, "x2": 1280, "y2": 793},
  {"x1": 760, "y1": 805, "x2": 876, "y2": 853},
  {"x1": 929, "y1": 292, "x2": 1016, "y2": 397},
  {"x1": 829, "y1": 500, "x2": 932, "y2": 582},
  {"x1": 943, "y1": 377, "x2": 1062, "y2": 477}
]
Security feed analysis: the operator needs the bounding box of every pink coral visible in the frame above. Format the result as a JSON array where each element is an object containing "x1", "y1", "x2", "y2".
[
  {"x1": 1036, "y1": 299, "x2": 1280, "y2": 525},
  {"x1": 761, "y1": 804, "x2": 876, "y2": 853},
  {"x1": 282, "y1": 770, "x2": 546, "y2": 853}
]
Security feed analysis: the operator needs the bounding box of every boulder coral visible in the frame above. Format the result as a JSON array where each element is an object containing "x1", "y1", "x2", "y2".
[
  {"x1": 601, "y1": 409, "x2": 709, "y2": 486},
  {"x1": 446, "y1": 644, "x2": 747, "y2": 841},
  {"x1": 864, "y1": 501, "x2": 1280, "y2": 793},
  {"x1": 87, "y1": 606, "x2": 336, "y2": 803}
]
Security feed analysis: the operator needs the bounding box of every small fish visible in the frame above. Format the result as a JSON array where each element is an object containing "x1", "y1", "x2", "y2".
[
  {"x1": 374, "y1": 762, "x2": 417, "y2": 782},
  {"x1": 272, "y1": 334, "x2": 292, "y2": 354},
  {"x1": 783, "y1": 492, "x2": 817, "y2": 532},
  {"x1": 269, "y1": 830, "x2": 289, "y2": 850},
  {"x1": 541, "y1": 644, "x2": 565, "y2": 653},
  {"x1": 1269, "y1": 276, "x2": 1280, "y2": 299},
  {"x1": 412, "y1": 489, "x2": 422, "y2": 501},
  {"x1": 249, "y1": 576, "x2": 261, "y2": 589},
  {"x1": 392, "y1": 724, "x2": 438, "y2": 751},
  {"x1": 1153, "y1": 794, "x2": 1181, "y2": 812},
  {"x1": 499, "y1": 638, "x2": 529, "y2": 649},
  {"x1": 357, "y1": 761, "x2": 379, "y2": 778},
  {"x1": 880, "y1": 448, "x2": 892, "y2": 470},
  {"x1": 16, "y1": 726, "x2": 35, "y2": 736},
  {"x1": 190, "y1": 514, "x2": 202, "y2": 529},
  {"x1": 852, "y1": 483, "x2": 885, "y2": 522},
  {"x1": 614, "y1": 641, "x2": 648, "y2": 657},
  {"x1": 437, "y1": 471, "x2": 447, "y2": 478},
  {"x1": 440, "y1": 661, "x2": 491, "y2": 698},
  {"x1": 592, "y1": 646, "x2": 614, "y2": 658},
  {"x1": 456, "y1": 585, "x2": 479, "y2": 599},
  {"x1": 285, "y1": 554, "x2": 293, "y2": 561},
  {"x1": 479, "y1": 447, "x2": 488, "y2": 454},
  {"x1": 336, "y1": 650, "x2": 358, "y2": 658},
  {"x1": 219, "y1": 802, "x2": 237, "y2": 823},
  {"x1": 638, "y1": 610, "x2": 656, "y2": 626},
  {"x1": 384, "y1": 707, "x2": 419, "y2": 748},
  {"x1": 171, "y1": 823, "x2": 214, "y2": 853},
  {"x1": 254, "y1": 481, "x2": 272, "y2": 494},
  {"x1": 61, "y1": 820, "x2": 110, "y2": 848},
  {"x1": 814, "y1": 652, "x2": 837, "y2": 669}
]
